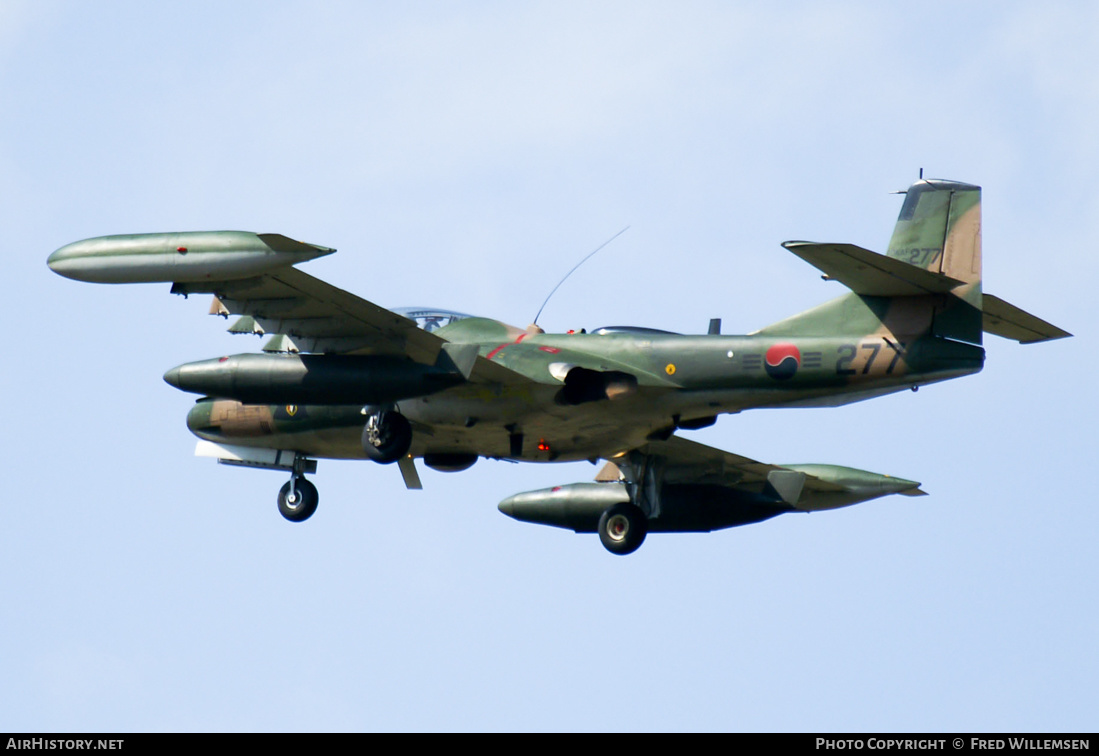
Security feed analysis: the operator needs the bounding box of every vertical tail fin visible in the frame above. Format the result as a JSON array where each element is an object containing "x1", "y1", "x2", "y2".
[
  {"x1": 887, "y1": 179, "x2": 982, "y2": 343},
  {"x1": 758, "y1": 178, "x2": 985, "y2": 344},
  {"x1": 762, "y1": 178, "x2": 1066, "y2": 348}
]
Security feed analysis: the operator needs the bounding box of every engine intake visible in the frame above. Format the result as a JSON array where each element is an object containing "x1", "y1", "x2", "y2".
[{"x1": 559, "y1": 367, "x2": 638, "y2": 405}]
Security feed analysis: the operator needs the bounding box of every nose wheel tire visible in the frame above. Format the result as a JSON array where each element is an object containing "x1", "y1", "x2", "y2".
[
  {"x1": 598, "y1": 502, "x2": 647, "y2": 555},
  {"x1": 278, "y1": 477, "x2": 319, "y2": 522}
]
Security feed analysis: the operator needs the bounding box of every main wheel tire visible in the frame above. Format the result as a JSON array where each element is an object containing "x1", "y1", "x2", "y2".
[
  {"x1": 597, "y1": 502, "x2": 647, "y2": 555},
  {"x1": 278, "y1": 477, "x2": 319, "y2": 522},
  {"x1": 362, "y1": 410, "x2": 413, "y2": 464}
]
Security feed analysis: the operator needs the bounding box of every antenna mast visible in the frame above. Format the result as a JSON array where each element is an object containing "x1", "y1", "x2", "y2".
[{"x1": 532, "y1": 226, "x2": 630, "y2": 326}]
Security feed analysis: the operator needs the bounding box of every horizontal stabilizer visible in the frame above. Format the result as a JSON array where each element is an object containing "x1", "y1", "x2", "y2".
[
  {"x1": 982, "y1": 294, "x2": 1072, "y2": 343},
  {"x1": 782, "y1": 241, "x2": 965, "y2": 296}
]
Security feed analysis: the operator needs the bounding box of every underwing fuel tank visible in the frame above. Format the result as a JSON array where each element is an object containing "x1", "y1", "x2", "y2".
[
  {"x1": 163, "y1": 353, "x2": 465, "y2": 405},
  {"x1": 47, "y1": 231, "x2": 334, "y2": 284}
]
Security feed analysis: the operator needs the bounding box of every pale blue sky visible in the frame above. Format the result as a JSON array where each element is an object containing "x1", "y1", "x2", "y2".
[{"x1": 3, "y1": 1, "x2": 1095, "y2": 731}]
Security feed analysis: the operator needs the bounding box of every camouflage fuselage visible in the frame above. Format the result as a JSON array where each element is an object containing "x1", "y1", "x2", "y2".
[
  {"x1": 47, "y1": 177, "x2": 1070, "y2": 549},
  {"x1": 188, "y1": 311, "x2": 984, "y2": 462}
]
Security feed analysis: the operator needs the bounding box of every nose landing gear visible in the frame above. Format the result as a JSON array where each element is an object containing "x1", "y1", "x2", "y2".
[{"x1": 278, "y1": 475, "x2": 319, "y2": 522}]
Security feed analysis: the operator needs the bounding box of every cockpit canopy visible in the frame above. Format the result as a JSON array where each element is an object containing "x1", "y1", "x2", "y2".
[
  {"x1": 393, "y1": 307, "x2": 472, "y2": 333},
  {"x1": 395, "y1": 309, "x2": 681, "y2": 337}
]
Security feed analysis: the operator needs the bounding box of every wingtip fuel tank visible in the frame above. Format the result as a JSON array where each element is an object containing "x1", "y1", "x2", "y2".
[
  {"x1": 47, "y1": 231, "x2": 335, "y2": 284},
  {"x1": 498, "y1": 482, "x2": 632, "y2": 531}
]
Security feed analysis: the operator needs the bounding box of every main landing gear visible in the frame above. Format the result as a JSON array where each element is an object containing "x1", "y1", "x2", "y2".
[
  {"x1": 361, "y1": 408, "x2": 412, "y2": 464},
  {"x1": 597, "y1": 502, "x2": 648, "y2": 556}
]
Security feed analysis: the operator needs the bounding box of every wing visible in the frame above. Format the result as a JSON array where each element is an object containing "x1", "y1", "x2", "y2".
[
  {"x1": 46, "y1": 227, "x2": 528, "y2": 383},
  {"x1": 174, "y1": 256, "x2": 527, "y2": 383},
  {"x1": 502, "y1": 435, "x2": 924, "y2": 536},
  {"x1": 615, "y1": 435, "x2": 924, "y2": 513},
  {"x1": 178, "y1": 267, "x2": 447, "y2": 362}
]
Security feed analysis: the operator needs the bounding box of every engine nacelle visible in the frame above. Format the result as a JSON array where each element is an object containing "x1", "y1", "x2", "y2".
[
  {"x1": 164, "y1": 353, "x2": 464, "y2": 405},
  {"x1": 423, "y1": 453, "x2": 478, "y2": 473}
]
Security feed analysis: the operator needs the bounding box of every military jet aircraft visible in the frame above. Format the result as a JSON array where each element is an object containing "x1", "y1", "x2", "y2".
[{"x1": 48, "y1": 179, "x2": 1069, "y2": 554}]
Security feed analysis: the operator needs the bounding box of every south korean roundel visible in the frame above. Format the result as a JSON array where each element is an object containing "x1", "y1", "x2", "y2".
[{"x1": 764, "y1": 342, "x2": 800, "y2": 380}]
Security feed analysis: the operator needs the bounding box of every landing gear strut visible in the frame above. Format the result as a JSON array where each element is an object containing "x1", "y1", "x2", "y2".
[
  {"x1": 362, "y1": 409, "x2": 413, "y2": 464},
  {"x1": 278, "y1": 475, "x2": 318, "y2": 522},
  {"x1": 598, "y1": 502, "x2": 648, "y2": 555}
]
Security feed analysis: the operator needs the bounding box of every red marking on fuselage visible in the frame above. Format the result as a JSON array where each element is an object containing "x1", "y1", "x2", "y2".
[
  {"x1": 765, "y1": 342, "x2": 801, "y2": 366},
  {"x1": 486, "y1": 333, "x2": 530, "y2": 360}
]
